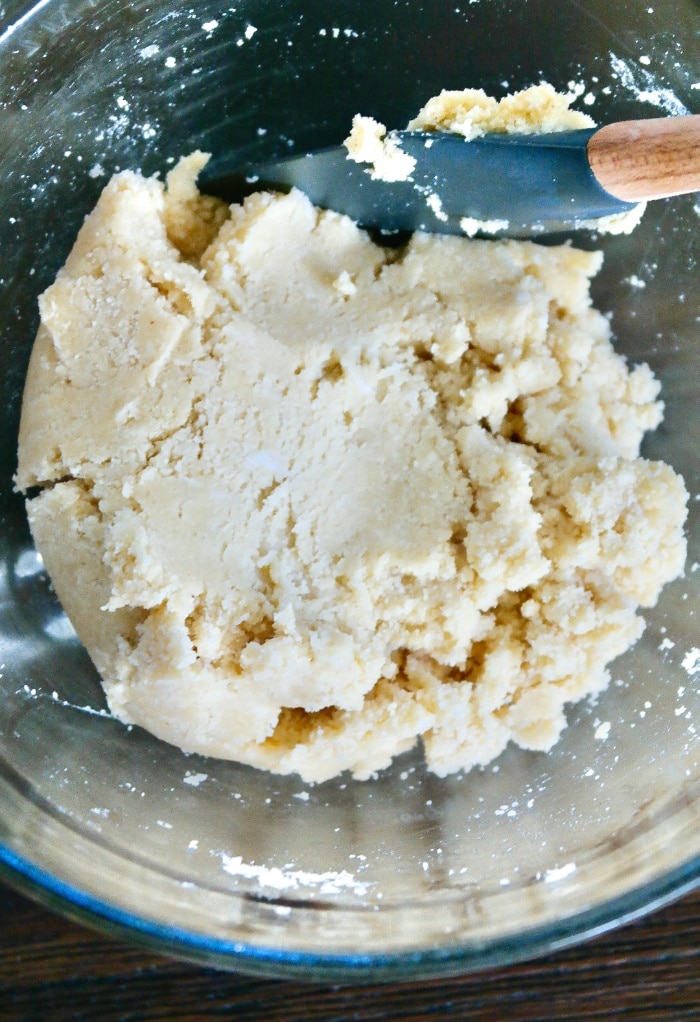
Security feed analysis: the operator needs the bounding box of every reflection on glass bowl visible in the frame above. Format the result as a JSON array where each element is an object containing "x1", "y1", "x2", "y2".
[{"x1": 0, "y1": 0, "x2": 697, "y2": 981}]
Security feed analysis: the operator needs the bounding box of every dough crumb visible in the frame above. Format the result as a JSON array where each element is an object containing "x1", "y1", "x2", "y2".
[
  {"x1": 408, "y1": 82, "x2": 595, "y2": 138},
  {"x1": 344, "y1": 114, "x2": 417, "y2": 181}
]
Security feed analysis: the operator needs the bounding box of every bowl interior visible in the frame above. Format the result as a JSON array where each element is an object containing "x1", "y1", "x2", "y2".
[{"x1": 0, "y1": 0, "x2": 698, "y2": 980}]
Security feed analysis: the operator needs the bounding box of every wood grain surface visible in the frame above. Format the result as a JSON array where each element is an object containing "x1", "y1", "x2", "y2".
[
  {"x1": 588, "y1": 115, "x2": 700, "y2": 201},
  {"x1": 1, "y1": 880, "x2": 698, "y2": 1021}
]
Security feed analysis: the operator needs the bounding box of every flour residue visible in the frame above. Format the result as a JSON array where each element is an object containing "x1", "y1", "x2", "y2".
[
  {"x1": 594, "y1": 720, "x2": 611, "y2": 741},
  {"x1": 681, "y1": 648, "x2": 700, "y2": 677},
  {"x1": 543, "y1": 862, "x2": 577, "y2": 883},
  {"x1": 460, "y1": 216, "x2": 509, "y2": 237},
  {"x1": 183, "y1": 771, "x2": 208, "y2": 787},
  {"x1": 15, "y1": 685, "x2": 114, "y2": 719},
  {"x1": 217, "y1": 853, "x2": 373, "y2": 896},
  {"x1": 318, "y1": 27, "x2": 360, "y2": 39},
  {"x1": 426, "y1": 193, "x2": 448, "y2": 222},
  {"x1": 609, "y1": 53, "x2": 689, "y2": 116}
]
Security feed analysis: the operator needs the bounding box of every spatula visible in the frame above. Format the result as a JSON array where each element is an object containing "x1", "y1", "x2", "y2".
[{"x1": 201, "y1": 114, "x2": 700, "y2": 236}]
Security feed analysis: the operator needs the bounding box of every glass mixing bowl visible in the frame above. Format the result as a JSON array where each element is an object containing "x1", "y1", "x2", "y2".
[{"x1": 0, "y1": 0, "x2": 697, "y2": 982}]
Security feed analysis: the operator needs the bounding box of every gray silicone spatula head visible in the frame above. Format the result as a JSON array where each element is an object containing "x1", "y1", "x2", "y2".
[{"x1": 200, "y1": 128, "x2": 637, "y2": 237}]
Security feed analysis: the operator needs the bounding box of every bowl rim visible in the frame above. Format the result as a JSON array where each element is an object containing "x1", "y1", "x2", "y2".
[
  {"x1": 2, "y1": 0, "x2": 699, "y2": 986},
  {"x1": 2, "y1": 840, "x2": 699, "y2": 981}
]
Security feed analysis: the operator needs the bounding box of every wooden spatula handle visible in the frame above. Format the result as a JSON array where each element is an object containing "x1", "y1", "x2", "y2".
[{"x1": 587, "y1": 114, "x2": 700, "y2": 202}]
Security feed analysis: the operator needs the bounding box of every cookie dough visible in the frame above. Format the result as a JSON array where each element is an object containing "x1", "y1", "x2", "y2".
[
  {"x1": 16, "y1": 141, "x2": 687, "y2": 782},
  {"x1": 406, "y1": 81, "x2": 596, "y2": 137},
  {"x1": 345, "y1": 83, "x2": 646, "y2": 234}
]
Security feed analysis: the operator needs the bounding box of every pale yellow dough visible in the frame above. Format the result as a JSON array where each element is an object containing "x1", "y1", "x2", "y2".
[
  {"x1": 17, "y1": 150, "x2": 687, "y2": 782},
  {"x1": 406, "y1": 82, "x2": 596, "y2": 138},
  {"x1": 346, "y1": 83, "x2": 646, "y2": 234}
]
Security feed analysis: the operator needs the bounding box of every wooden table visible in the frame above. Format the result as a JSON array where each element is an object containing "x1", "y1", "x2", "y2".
[{"x1": 1, "y1": 879, "x2": 698, "y2": 1020}]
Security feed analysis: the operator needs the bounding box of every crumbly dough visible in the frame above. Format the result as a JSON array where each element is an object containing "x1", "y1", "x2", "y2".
[
  {"x1": 344, "y1": 114, "x2": 417, "y2": 181},
  {"x1": 16, "y1": 151, "x2": 687, "y2": 783},
  {"x1": 407, "y1": 82, "x2": 596, "y2": 138},
  {"x1": 346, "y1": 83, "x2": 646, "y2": 234}
]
